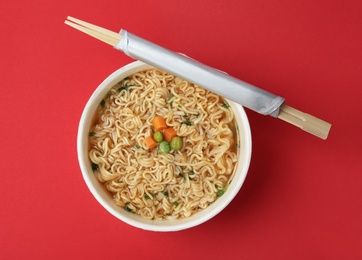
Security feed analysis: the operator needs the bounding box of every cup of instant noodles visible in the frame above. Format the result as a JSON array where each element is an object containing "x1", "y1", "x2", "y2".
[{"x1": 77, "y1": 61, "x2": 252, "y2": 231}]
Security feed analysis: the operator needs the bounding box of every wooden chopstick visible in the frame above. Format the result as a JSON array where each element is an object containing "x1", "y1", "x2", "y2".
[
  {"x1": 278, "y1": 104, "x2": 331, "y2": 140},
  {"x1": 65, "y1": 16, "x2": 121, "y2": 46}
]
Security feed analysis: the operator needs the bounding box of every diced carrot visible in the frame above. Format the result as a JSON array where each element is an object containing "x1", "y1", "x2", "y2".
[
  {"x1": 145, "y1": 136, "x2": 157, "y2": 149},
  {"x1": 152, "y1": 116, "x2": 167, "y2": 130},
  {"x1": 163, "y1": 127, "x2": 177, "y2": 142}
]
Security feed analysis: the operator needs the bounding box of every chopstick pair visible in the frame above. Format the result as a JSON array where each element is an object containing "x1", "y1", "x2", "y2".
[
  {"x1": 64, "y1": 16, "x2": 331, "y2": 140},
  {"x1": 65, "y1": 17, "x2": 121, "y2": 46}
]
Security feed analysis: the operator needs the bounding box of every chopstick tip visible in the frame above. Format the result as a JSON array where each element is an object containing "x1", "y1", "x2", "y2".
[{"x1": 65, "y1": 16, "x2": 72, "y2": 24}]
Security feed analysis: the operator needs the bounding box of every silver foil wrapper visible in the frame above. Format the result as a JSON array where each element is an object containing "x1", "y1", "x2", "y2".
[{"x1": 115, "y1": 30, "x2": 284, "y2": 117}]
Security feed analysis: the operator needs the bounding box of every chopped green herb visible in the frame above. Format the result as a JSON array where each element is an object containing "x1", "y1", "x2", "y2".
[
  {"x1": 125, "y1": 205, "x2": 133, "y2": 212},
  {"x1": 100, "y1": 100, "x2": 106, "y2": 107},
  {"x1": 183, "y1": 114, "x2": 188, "y2": 118},
  {"x1": 178, "y1": 105, "x2": 182, "y2": 108},
  {"x1": 222, "y1": 102, "x2": 229, "y2": 109},
  {"x1": 163, "y1": 191, "x2": 169, "y2": 196},
  {"x1": 135, "y1": 144, "x2": 140, "y2": 149},
  {"x1": 117, "y1": 77, "x2": 129, "y2": 84},
  {"x1": 144, "y1": 195, "x2": 151, "y2": 200},
  {"x1": 183, "y1": 121, "x2": 192, "y2": 126},
  {"x1": 91, "y1": 163, "x2": 99, "y2": 171},
  {"x1": 217, "y1": 189, "x2": 226, "y2": 197},
  {"x1": 170, "y1": 101, "x2": 173, "y2": 107},
  {"x1": 189, "y1": 170, "x2": 195, "y2": 175},
  {"x1": 173, "y1": 201, "x2": 179, "y2": 207},
  {"x1": 118, "y1": 86, "x2": 129, "y2": 92},
  {"x1": 168, "y1": 94, "x2": 174, "y2": 101},
  {"x1": 117, "y1": 78, "x2": 131, "y2": 92},
  {"x1": 194, "y1": 113, "x2": 199, "y2": 117},
  {"x1": 89, "y1": 132, "x2": 96, "y2": 137},
  {"x1": 179, "y1": 173, "x2": 185, "y2": 179},
  {"x1": 106, "y1": 93, "x2": 112, "y2": 99}
]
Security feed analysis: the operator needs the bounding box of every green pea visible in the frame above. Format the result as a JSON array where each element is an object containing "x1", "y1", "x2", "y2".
[
  {"x1": 153, "y1": 131, "x2": 164, "y2": 143},
  {"x1": 159, "y1": 141, "x2": 171, "y2": 153},
  {"x1": 170, "y1": 136, "x2": 182, "y2": 151}
]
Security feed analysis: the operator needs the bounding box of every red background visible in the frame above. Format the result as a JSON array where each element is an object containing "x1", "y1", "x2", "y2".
[{"x1": 1, "y1": 0, "x2": 361, "y2": 259}]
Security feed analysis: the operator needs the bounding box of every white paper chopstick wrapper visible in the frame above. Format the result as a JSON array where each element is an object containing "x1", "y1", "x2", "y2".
[{"x1": 115, "y1": 30, "x2": 285, "y2": 117}]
